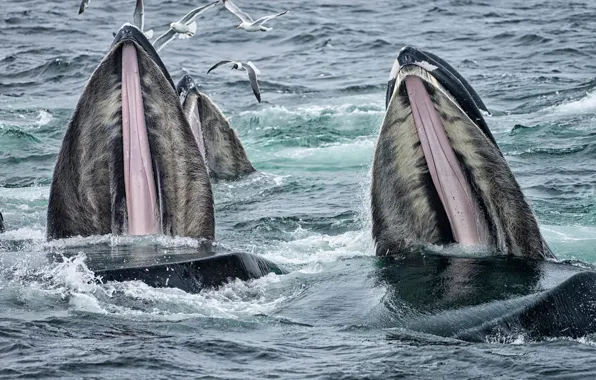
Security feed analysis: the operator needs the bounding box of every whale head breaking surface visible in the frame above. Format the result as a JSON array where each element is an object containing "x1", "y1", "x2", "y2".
[
  {"x1": 177, "y1": 75, "x2": 256, "y2": 181},
  {"x1": 371, "y1": 47, "x2": 553, "y2": 258},
  {"x1": 47, "y1": 24, "x2": 214, "y2": 241}
]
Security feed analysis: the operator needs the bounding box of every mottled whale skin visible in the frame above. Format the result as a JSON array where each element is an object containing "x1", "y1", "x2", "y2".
[
  {"x1": 371, "y1": 46, "x2": 553, "y2": 259},
  {"x1": 177, "y1": 75, "x2": 256, "y2": 181},
  {"x1": 47, "y1": 25, "x2": 213, "y2": 241}
]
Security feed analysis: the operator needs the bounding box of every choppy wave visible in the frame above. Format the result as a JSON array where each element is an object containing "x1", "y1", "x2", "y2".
[{"x1": 550, "y1": 92, "x2": 596, "y2": 115}]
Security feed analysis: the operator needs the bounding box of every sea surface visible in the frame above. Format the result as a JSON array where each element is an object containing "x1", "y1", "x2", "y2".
[{"x1": 1, "y1": 0, "x2": 596, "y2": 378}]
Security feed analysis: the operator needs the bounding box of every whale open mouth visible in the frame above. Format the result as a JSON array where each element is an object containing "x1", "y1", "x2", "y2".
[
  {"x1": 176, "y1": 75, "x2": 208, "y2": 170},
  {"x1": 111, "y1": 24, "x2": 172, "y2": 236},
  {"x1": 372, "y1": 47, "x2": 553, "y2": 257},
  {"x1": 403, "y1": 74, "x2": 489, "y2": 246},
  {"x1": 121, "y1": 42, "x2": 159, "y2": 235}
]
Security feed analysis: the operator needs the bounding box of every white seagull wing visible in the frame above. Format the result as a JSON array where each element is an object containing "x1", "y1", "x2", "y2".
[
  {"x1": 180, "y1": 0, "x2": 221, "y2": 25},
  {"x1": 133, "y1": 0, "x2": 144, "y2": 30},
  {"x1": 244, "y1": 63, "x2": 261, "y2": 103},
  {"x1": 246, "y1": 61, "x2": 261, "y2": 76},
  {"x1": 152, "y1": 29, "x2": 177, "y2": 52},
  {"x1": 222, "y1": 0, "x2": 253, "y2": 23},
  {"x1": 207, "y1": 60, "x2": 235, "y2": 74},
  {"x1": 252, "y1": 11, "x2": 288, "y2": 26}
]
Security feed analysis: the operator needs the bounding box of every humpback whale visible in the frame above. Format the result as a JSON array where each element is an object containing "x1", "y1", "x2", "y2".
[
  {"x1": 177, "y1": 75, "x2": 256, "y2": 180},
  {"x1": 45, "y1": 24, "x2": 282, "y2": 289},
  {"x1": 47, "y1": 24, "x2": 214, "y2": 241},
  {"x1": 371, "y1": 47, "x2": 553, "y2": 258},
  {"x1": 368, "y1": 47, "x2": 596, "y2": 342}
]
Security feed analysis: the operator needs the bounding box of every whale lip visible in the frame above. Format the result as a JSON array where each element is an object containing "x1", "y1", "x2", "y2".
[
  {"x1": 111, "y1": 23, "x2": 175, "y2": 90},
  {"x1": 389, "y1": 46, "x2": 498, "y2": 149},
  {"x1": 404, "y1": 74, "x2": 491, "y2": 246}
]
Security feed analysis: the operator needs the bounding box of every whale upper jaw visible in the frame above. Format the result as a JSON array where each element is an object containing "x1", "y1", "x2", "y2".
[
  {"x1": 388, "y1": 46, "x2": 495, "y2": 147},
  {"x1": 111, "y1": 23, "x2": 175, "y2": 90},
  {"x1": 371, "y1": 47, "x2": 553, "y2": 259}
]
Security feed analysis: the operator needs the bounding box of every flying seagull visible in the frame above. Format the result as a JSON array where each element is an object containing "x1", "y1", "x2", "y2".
[
  {"x1": 152, "y1": 0, "x2": 220, "y2": 52},
  {"x1": 207, "y1": 60, "x2": 262, "y2": 103},
  {"x1": 81, "y1": 0, "x2": 153, "y2": 39},
  {"x1": 78, "y1": 0, "x2": 90, "y2": 14},
  {"x1": 133, "y1": 0, "x2": 154, "y2": 39},
  {"x1": 222, "y1": 0, "x2": 288, "y2": 32}
]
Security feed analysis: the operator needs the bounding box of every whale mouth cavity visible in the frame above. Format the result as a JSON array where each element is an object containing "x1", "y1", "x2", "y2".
[
  {"x1": 404, "y1": 74, "x2": 490, "y2": 246},
  {"x1": 121, "y1": 43, "x2": 159, "y2": 235}
]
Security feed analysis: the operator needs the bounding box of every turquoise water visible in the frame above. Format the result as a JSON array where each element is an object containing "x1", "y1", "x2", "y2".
[{"x1": 1, "y1": 0, "x2": 596, "y2": 378}]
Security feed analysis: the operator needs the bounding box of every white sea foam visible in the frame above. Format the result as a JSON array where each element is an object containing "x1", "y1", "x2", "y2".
[
  {"x1": 0, "y1": 227, "x2": 46, "y2": 244},
  {"x1": 279, "y1": 136, "x2": 375, "y2": 161},
  {"x1": 1, "y1": 243, "x2": 301, "y2": 321},
  {"x1": 549, "y1": 92, "x2": 596, "y2": 115},
  {"x1": 0, "y1": 185, "x2": 49, "y2": 201},
  {"x1": 44, "y1": 253, "x2": 100, "y2": 293},
  {"x1": 36, "y1": 110, "x2": 53, "y2": 127},
  {"x1": 571, "y1": 336, "x2": 596, "y2": 346},
  {"x1": 213, "y1": 171, "x2": 290, "y2": 193},
  {"x1": 238, "y1": 103, "x2": 384, "y2": 119},
  {"x1": 542, "y1": 225, "x2": 596, "y2": 242},
  {"x1": 64, "y1": 272, "x2": 296, "y2": 321},
  {"x1": 263, "y1": 228, "x2": 374, "y2": 265},
  {"x1": 69, "y1": 293, "x2": 108, "y2": 314},
  {"x1": 43, "y1": 233, "x2": 208, "y2": 250},
  {"x1": 541, "y1": 225, "x2": 596, "y2": 261}
]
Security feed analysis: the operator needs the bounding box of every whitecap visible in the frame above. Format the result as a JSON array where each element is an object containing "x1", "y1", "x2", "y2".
[
  {"x1": 548, "y1": 92, "x2": 596, "y2": 115},
  {"x1": 36, "y1": 110, "x2": 53, "y2": 127}
]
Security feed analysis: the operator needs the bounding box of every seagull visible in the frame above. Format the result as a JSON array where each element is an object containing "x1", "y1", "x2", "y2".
[
  {"x1": 152, "y1": 0, "x2": 220, "y2": 52},
  {"x1": 222, "y1": 0, "x2": 288, "y2": 32},
  {"x1": 78, "y1": 0, "x2": 90, "y2": 14},
  {"x1": 81, "y1": 0, "x2": 153, "y2": 40},
  {"x1": 133, "y1": 0, "x2": 154, "y2": 39},
  {"x1": 207, "y1": 60, "x2": 262, "y2": 103}
]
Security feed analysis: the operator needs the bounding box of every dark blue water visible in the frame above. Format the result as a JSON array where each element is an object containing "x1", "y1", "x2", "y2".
[{"x1": 1, "y1": 0, "x2": 596, "y2": 378}]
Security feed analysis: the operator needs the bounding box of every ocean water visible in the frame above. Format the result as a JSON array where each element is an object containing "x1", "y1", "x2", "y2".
[{"x1": 1, "y1": 0, "x2": 596, "y2": 378}]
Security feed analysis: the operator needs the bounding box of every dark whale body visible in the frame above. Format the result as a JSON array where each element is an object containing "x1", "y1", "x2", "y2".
[
  {"x1": 46, "y1": 244, "x2": 287, "y2": 293},
  {"x1": 177, "y1": 75, "x2": 256, "y2": 181},
  {"x1": 378, "y1": 253, "x2": 596, "y2": 342}
]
